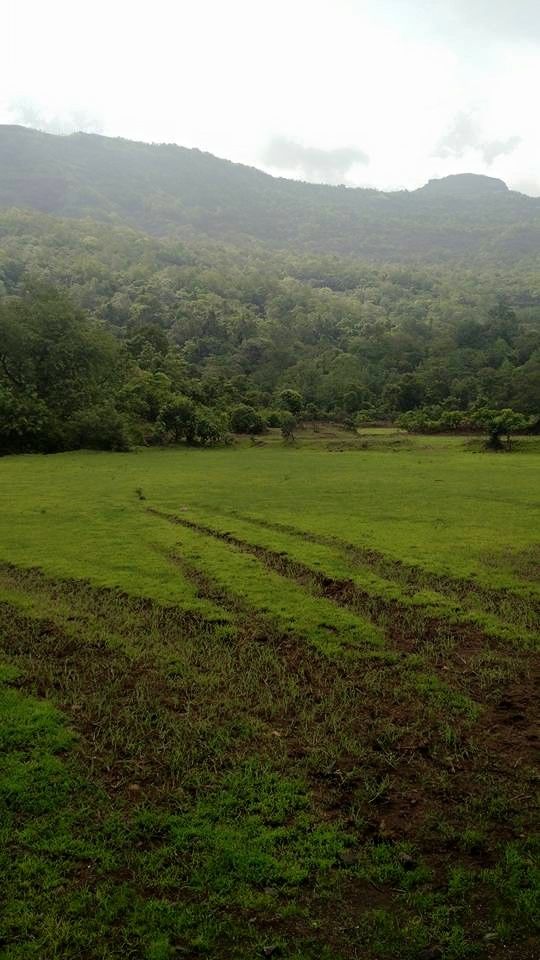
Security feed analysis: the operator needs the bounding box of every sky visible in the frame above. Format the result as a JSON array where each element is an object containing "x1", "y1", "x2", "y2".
[{"x1": 2, "y1": 0, "x2": 540, "y2": 195}]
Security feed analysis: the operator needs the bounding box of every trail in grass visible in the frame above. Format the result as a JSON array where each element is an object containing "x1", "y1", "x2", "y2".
[
  {"x1": 147, "y1": 509, "x2": 385, "y2": 657},
  {"x1": 149, "y1": 508, "x2": 538, "y2": 707},
  {"x1": 148, "y1": 507, "x2": 540, "y2": 792},
  {"x1": 227, "y1": 510, "x2": 540, "y2": 632},
  {"x1": 0, "y1": 561, "x2": 233, "y2": 667}
]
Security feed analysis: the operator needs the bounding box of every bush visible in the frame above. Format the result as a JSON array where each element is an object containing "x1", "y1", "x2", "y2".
[
  {"x1": 194, "y1": 409, "x2": 228, "y2": 445},
  {"x1": 0, "y1": 387, "x2": 63, "y2": 454},
  {"x1": 397, "y1": 405, "x2": 534, "y2": 449},
  {"x1": 70, "y1": 404, "x2": 132, "y2": 451},
  {"x1": 472, "y1": 407, "x2": 530, "y2": 450},
  {"x1": 229, "y1": 404, "x2": 265, "y2": 434},
  {"x1": 304, "y1": 403, "x2": 321, "y2": 422},
  {"x1": 157, "y1": 395, "x2": 197, "y2": 442},
  {"x1": 264, "y1": 409, "x2": 282, "y2": 428}
]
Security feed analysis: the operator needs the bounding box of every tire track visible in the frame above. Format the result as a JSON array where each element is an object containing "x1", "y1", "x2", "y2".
[
  {"x1": 0, "y1": 560, "x2": 228, "y2": 643},
  {"x1": 228, "y1": 511, "x2": 540, "y2": 632},
  {"x1": 147, "y1": 507, "x2": 517, "y2": 675}
]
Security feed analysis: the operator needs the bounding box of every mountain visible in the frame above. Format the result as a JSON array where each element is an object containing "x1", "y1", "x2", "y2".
[
  {"x1": 1, "y1": 124, "x2": 540, "y2": 263},
  {"x1": 418, "y1": 173, "x2": 509, "y2": 197}
]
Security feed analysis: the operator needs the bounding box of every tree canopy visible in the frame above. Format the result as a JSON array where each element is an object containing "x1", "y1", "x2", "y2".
[{"x1": 0, "y1": 135, "x2": 539, "y2": 455}]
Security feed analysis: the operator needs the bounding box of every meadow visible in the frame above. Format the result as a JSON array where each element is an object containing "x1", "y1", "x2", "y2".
[{"x1": 0, "y1": 430, "x2": 538, "y2": 959}]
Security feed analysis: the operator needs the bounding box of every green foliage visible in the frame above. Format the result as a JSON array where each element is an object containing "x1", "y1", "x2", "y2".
[
  {"x1": 157, "y1": 395, "x2": 198, "y2": 443},
  {"x1": 0, "y1": 285, "x2": 126, "y2": 453},
  {"x1": 229, "y1": 404, "x2": 265, "y2": 435},
  {"x1": 69, "y1": 403, "x2": 132, "y2": 452},
  {"x1": 398, "y1": 406, "x2": 532, "y2": 449},
  {"x1": 0, "y1": 284, "x2": 120, "y2": 415},
  {"x1": 193, "y1": 408, "x2": 229, "y2": 446},
  {"x1": 280, "y1": 410, "x2": 297, "y2": 441},
  {"x1": 0, "y1": 386, "x2": 58, "y2": 454},
  {"x1": 0, "y1": 139, "x2": 539, "y2": 454},
  {"x1": 156, "y1": 397, "x2": 228, "y2": 446},
  {"x1": 277, "y1": 389, "x2": 304, "y2": 415},
  {"x1": 472, "y1": 407, "x2": 530, "y2": 450},
  {"x1": 264, "y1": 409, "x2": 282, "y2": 428},
  {"x1": 0, "y1": 210, "x2": 539, "y2": 453}
]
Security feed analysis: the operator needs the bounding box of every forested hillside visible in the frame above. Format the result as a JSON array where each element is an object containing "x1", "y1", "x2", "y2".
[
  {"x1": 2, "y1": 124, "x2": 540, "y2": 263},
  {"x1": 0, "y1": 127, "x2": 539, "y2": 454}
]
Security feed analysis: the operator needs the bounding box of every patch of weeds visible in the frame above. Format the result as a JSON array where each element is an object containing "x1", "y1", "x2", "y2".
[
  {"x1": 134, "y1": 761, "x2": 347, "y2": 900},
  {"x1": 481, "y1": 840, "x2": 540, "y2": 938}
]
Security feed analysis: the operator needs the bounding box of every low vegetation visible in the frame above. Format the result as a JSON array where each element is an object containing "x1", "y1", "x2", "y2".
[{"x1": 0, "y1": 435, "x2": 538, "y2": 958}]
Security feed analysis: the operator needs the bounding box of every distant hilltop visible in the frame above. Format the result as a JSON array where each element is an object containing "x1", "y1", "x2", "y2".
[
  {"x1": 0, "y1": 124, "x2": 539, "y2": 264},
  {"x1": 418, "y1": 173, "x2": 510, "y2": 196}
]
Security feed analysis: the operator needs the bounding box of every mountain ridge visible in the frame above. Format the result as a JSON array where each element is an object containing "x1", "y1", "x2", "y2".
[
  {"x1": 1, "y1": 124, "x2": 539, "y2": 263},
  {"x1": 0, "y1": 123, "x2": 529, "y2": 197}
]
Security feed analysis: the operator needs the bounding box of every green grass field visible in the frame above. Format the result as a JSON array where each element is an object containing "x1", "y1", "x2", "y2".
[{"x1": 0, "y1": 432, "x2": 538, "y2": 959}]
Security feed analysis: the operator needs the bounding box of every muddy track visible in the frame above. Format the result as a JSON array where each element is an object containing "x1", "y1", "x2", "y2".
[
  {"x1": 1, "y1": 557, "x2": 537, "y2": 803},
  {"x1": 0, "y1": 589, "x2": 323, "y2": 801},
  {"x1": 230, "y1": 511, "x2": 540, "y2": 629},
  {"x1": 165, "y1": 547, "x2": 301, "y2": 646},
  {"x1": 0, "y1": 560, "x2": 226, "y2": 637},
  {"x1": 148, "y1": 507, "x2": 520, "y2": 676}
]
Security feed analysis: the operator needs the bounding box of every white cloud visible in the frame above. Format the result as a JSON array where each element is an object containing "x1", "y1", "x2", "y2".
[
  {"x1": 261, "y1": 139, "x2": 369, "y2": 184},
  {"x1": 435, "y1": 112, "x2": 522, "y2": 166},
  {"x1": 8, "y1": 97, "x2": 103, "y2": 135}
]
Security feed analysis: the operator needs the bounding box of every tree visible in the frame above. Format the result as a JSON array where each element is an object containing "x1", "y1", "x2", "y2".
[
  {"x1": 127, "y1": 324, "x2": 170, "y2": 360},
  {"x1": 194, "y1": 409, "x2": 228, "y2": 445},
  {"x1": 1, "y1": 209, "x2": 540, "y2": 457},
  {"x1": 473, "y1": 407, "x2": 529, "y2": 450},
  {"x1": 264, "y1": 410, "x2": 282, "y2": 428},
  {"x1": 0, "y1": 285, "x2": 125, "y2": 453},
  {"x1": 229, "y1": 404, "x2": 265, "y2": 434},
  {"x1": 277, "y1": 389, "x2": 304, "y2": 415},
  {"x1": 304, "y1": 402, "x2": 321, "y2": 422},
  {"x1": 70, "y1": 404, "x2": 132, "y2": 452},
  {"x1": 487, "y1": 299, "x2": 518, "y2": 344},
  {"x1": 158, "y1": 395, "x2": 197, "y2": 443},
  {"x1": 0, "y1": 285, "x2": 122, "y2": 415},
  {"x1": 280, "y1": 411, "x2": 297, "y2": 442},
  {"x1": 0, "y1": 386, "x2": 57, "y2": 454},
  {"x1": 386, "y1": 374, "x2": 425, "y2": 413},
  {"x1": 343, "y1": 389, "x2": 361, "y2": 414},
  {"x1": 120, "y1": 370, "x2": 173, "y2": 421}
]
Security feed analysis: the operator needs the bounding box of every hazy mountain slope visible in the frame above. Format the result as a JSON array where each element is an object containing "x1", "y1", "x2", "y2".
[{"x1": 1, "y1": 124, "x2": 540, "y2": 263}]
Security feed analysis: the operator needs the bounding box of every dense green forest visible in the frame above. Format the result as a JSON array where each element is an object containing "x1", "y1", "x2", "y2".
[{"x1": 0, "y1": 126, "x2": 539, "y2": 453}]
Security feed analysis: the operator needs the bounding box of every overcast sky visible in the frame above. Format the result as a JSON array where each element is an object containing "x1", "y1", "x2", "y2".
[{"x1": 2, "y1": 0, "x2": 539, "y2": 194}]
